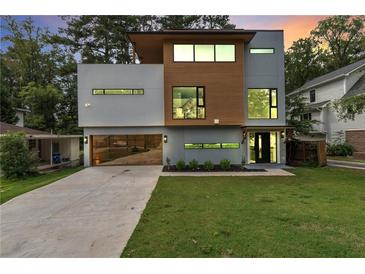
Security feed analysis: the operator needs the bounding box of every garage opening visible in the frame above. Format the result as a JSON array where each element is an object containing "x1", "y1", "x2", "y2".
[{"x1": 91, "y1": 134, "x2": 162, "y2": 165}]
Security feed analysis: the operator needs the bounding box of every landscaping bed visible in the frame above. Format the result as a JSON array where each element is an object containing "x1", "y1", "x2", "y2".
[{"x1": 162, "y1": 164, "x2": 266, "y2": 172}]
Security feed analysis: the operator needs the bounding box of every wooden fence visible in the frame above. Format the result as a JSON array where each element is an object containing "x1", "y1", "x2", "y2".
[{"x1": 286, "y1": 140, "x2": 327, "y2": 167}]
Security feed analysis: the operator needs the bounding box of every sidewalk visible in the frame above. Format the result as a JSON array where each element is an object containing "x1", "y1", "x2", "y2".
[{"x1": 327, "y1": 159, "x2": 365, "y2": 170}]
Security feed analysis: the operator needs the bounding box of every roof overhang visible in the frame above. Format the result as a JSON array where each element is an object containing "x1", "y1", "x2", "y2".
[
  {"x1": 127, "y1": 30, "x2": 256, "y2": 64},
  {"x1": 241, "y1": 125, "x2": 293, "y2": 131}
]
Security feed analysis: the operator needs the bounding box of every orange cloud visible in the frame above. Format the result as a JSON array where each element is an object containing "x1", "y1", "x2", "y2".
[{"x1": 270, "y1": 16, "x2": 328, "y2": 49}]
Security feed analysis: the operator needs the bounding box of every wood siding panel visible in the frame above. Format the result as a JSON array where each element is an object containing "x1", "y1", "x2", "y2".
[{"x1": 163, "y1": 40, "x2": 244, "y2": 126}]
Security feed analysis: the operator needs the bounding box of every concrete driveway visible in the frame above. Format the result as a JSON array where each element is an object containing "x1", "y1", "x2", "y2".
[{"x1": 0, "y1": 166, "x2": 161, "y2": 258}]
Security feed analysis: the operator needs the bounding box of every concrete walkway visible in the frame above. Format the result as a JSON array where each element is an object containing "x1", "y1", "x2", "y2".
[
  {"x1": 0, "y1": 166, "x2": 161, "y2": 258},
  {"x1": 327, "y1": 160, "x2": 365, "y2": 170},
  {"x1": 161, "y1": 169, "x2": 294, "y2": 176}
]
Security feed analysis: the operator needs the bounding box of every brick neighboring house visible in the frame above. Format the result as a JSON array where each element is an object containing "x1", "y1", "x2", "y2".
[{"x1": 345, "y1": 130, "x2": 365, "y2": 160}]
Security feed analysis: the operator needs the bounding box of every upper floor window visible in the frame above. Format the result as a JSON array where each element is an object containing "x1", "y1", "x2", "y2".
[
  {"x1": 173, "y1": 86, "x2": 205, "y2": 119},
  {"x1": 195, "y1": 44, "x2": 215, "y2": 62},
  {"x1": 173, "y1": 44, "x2": 194, "y2": 61},
  {"x1": 248, "y1": 88, "x2": 278, "y2": 119},
  {"x1": 301, "y1": 113, "x2": 312, "y2": 121},
  {"x1": 309, "y1": 90, "x2": 316, "y2": 102},
  {"x1": 249, "y1": 48, "x2": 275, "y2": 54},
  {"x1": 92, "y1": 89, "x2": 144, "y2": 95},
  {"x1": 173, "y1": 44, "x2": 235, "y2": 62}
]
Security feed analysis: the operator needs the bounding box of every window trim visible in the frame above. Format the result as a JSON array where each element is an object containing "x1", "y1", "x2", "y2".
[
  {"x1": 249, "y1": 48, "x2": 275, "y2": 54},
  {"x1": 172, "y1": 86, "x2": 206, "y2": 120},
  {"x1": 247, "y1": 88, "x2": 278, "y2": 120},
  {"x1": 92, "y1": 89, "x2": 144, "y2": 95},
  {"x1": 173, "y1": 43, "x2": 236, "y2": 63}
]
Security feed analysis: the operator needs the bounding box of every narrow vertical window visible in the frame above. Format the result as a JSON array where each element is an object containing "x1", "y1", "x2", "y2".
[{"x1": 310, "y1": 90, "x2": 316, "y2": 103}]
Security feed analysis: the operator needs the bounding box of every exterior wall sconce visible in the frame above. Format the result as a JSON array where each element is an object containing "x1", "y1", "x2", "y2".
[
  {"x1": 163, "y1": 135, "x2": 168, "y2": 143},
  {"x1": 85, "y1": 103, "x2": 91, "y2": 108},
  {"x1": 280, "y1": 131, "x2": 285, "y2": 139},
  {"x1": 214, "y1": 119, "x2": 220, "y2": 125},
  {"x1": 242, "y1": 131, "x2": 247, "y2": 143},
  {"x1": 84, "y1": 136, "x2": 88, "y2": 144}
]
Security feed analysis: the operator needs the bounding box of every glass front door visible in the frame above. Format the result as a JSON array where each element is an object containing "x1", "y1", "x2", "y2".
[
  {"x1": 255, "y1": 132, "x2": 270, "y2": 163},
  {"x1": 249, "y1": 132, "x2": 278, "y2": 164}
]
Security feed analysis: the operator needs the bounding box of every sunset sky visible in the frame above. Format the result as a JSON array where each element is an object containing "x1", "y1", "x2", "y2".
[{"x1": 2, "y1": 15, "x2": 328, "y2": 49}]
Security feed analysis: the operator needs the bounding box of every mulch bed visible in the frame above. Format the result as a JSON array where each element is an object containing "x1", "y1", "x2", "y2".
[{"x1": 162, "y1": 164, "x2": 266, "y2": 172}]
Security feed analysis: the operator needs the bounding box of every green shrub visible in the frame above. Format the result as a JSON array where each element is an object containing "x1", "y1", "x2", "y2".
[
  {"x1": 0, "y1": 132, "x2": 38, "y2": 178},
  {"x1": 176, "y1": 159, "x2": 186, "y2": 171},
  {"x1": 220, "y1": 159, "x2": 231, "y2": 170},
  {"x1": 189, "y1": 159, "x2": 199, "y2": 170},
  {"x1": 203, "y1": 160, "x2": 214, "y2": 171},
  {"x1": 327, "y1": 142, "x2": 353, "y2": 156}
]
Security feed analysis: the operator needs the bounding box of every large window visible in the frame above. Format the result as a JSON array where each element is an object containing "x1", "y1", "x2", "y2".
[
  {"x1": 194, "y1": 44, "x2": 215, "y2": 62},
  {"x1": 173, "y1": 44, "x2": 194, "y2": 61},
  {"x1": 248, "y1": 88, "x2": 278, "y2": 119},
  {"x1": 173, "y1": 87, "x2": 205, "y2": 119},
  {"x1": 173, "y1": 44, "x2": 235, "y2": 62},
  {"x1": 215, "y1": 44, "x2": 235, "y2": 62},
  {"x1": 92, "y1": 89, "x2": 144, "y2": 95}
]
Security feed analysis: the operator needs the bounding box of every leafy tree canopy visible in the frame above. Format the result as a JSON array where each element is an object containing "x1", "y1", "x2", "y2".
[
  {"x1": 332, "y1": 94, "x2": 365, "y2": 121},
  {"x1": 285, "y1": 15, "x2": 365, "y2": 93}
]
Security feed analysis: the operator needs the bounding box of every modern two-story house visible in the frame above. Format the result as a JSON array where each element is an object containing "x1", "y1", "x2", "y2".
[{"x1": 78, "y1": 29, "x2": 288, "y2": 166}]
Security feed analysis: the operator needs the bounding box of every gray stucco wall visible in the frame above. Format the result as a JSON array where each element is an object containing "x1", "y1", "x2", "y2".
[
  {"x1": 78, "y1": 64, "x2": 164, "y2": 127},
  {"x1": 83, "y1": 126, "x2": 243, "y2": 166},
  {"x1": 244, "y1": 31, "x2": 286, "y2": 126}
]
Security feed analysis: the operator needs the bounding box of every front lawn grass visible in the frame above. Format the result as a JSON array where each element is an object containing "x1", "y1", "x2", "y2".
[
  {"x1": 0, "y1": 166, "x2": 83, "y2": 204},
  {"x1": 122, "y1": 167, "x2": 365, "y2": 258}
]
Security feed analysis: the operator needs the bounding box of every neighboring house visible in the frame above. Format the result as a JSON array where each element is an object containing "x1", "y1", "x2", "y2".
[
  {"x1": 0, "y1": 122, "x2": 81, "y2": 169},
  {"x1": 14, "y1": 107, "x2": 30, "y2": 127},
  {"x1": 78, "y1": 29, "x2": 288, "y2": 166},
  {"x1": 287, "y1": 59, "x2": 365, "y2": 144}
]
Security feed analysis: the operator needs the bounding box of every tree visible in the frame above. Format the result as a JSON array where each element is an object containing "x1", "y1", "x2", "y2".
[
  {"x1": 1, "y1": 16, "x2": 60, "y2": 90},
  {"x1": 0, "y1": 53, "x2": 18, "y2": 124},
  {"x1": 201, "y1": 16, "x2": 235, "y2": 29},
  {"x1": 311, "y1": 16, "x2": 365, "y2": 70},
  {"x1": 157, "y1": 15, "x2": 235, "y2": 30},
  {"x1": 1, "y1": 16, "x2": 64, "y2": 129},
  {"x1": 0, "y1": 132, "x2": 38, "y2": 178},
  {"x1": 57, "y1": 16, "x2": 143, "y2": 64},
  {"x1": 55, "y1": 57, "x2": 81, "y2": 134},
  {"x1": 285, "y1": 38, "x2": 326, "y2": 93},
  {"x1": 20, "y1": 82, "x2": 62, "y2": 131},
  {"x1": 157, "y1": 16, "x2": 202, "y2": 30},
  {"x1": 332, "y1": 94, "x2": 365, "y2": 121},
  {"x1": 286, "y1": 94, "x2": 318, "y2": 135}
]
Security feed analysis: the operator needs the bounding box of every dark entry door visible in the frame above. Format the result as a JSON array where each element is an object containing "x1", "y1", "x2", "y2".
[{"x1": 255, "y1": 132, "x2": 270, "y2": 163}]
